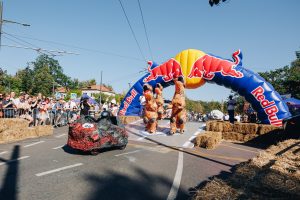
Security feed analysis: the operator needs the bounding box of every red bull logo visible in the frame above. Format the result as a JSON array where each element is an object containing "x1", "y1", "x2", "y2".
[
  {"x1": 251, "y1": 86, "x2": 282, "y2": 126},
  {"x1": 188, "y1": 50, "x2": 243, "y2": 80},
  {"x1": 143, "y1": 59, "x2": 183, "y2": 82},
  {"x1": 119, "y1": 89, "x2": 137, "y2": 116}
]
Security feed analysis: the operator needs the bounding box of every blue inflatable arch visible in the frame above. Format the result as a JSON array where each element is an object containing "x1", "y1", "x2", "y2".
[{"x1": 119, "y1": 50, "x2": 291, "y2": 127}]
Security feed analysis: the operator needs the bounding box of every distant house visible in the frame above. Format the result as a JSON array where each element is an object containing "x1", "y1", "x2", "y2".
[
  {"x1": 81, "y1": 85, "x2": 115, "y2": 98},
  {"x1": 55, "y1": 87, "x2": 68, "y2": 98}
]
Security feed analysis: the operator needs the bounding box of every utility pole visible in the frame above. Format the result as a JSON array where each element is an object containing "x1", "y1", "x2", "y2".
[{"x1": 99, "y1": 70, "x2": 103, "y2": 105}]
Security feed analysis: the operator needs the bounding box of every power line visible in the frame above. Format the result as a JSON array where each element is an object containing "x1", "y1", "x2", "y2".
[
  {"x1": 137, "y1": 0, "x2": 153, "y2": 61},
  {"x1": 3, "y1": 32, "x2": 57, "y2": 56},
  {"x1": 118, "y1": 0, "x2": 146, "y2": 62},
  {"x1": 1, "y1": 31, "x2": 144, "y2": 62}
]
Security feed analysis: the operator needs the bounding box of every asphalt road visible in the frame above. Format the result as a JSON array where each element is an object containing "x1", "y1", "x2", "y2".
[{"x1": 0, "y1": 120, "x2": 260, "y2": 200}]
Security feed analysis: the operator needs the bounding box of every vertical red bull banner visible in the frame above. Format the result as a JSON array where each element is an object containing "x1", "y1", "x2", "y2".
[{"x1": 119, "y1": 49, "x2": 291, "y2": 126}]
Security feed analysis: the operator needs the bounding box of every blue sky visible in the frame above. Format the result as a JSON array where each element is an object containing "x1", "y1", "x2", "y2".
[{"x1": 1, "y1": 0, "x2": 299, "y2": 101}]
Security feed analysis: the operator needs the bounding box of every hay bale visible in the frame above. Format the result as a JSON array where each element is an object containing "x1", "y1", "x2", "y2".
[
  {"x1": 222, "y1": 122, "x2": 233, "y2": 132},
  {"x1": 0, "y1": 118, "x2": 53, "y2": 144},
  {"x1": 258, "y1": 124, "x2": 282, "y2": 135},
  {"x1": 34, "y1": 125, "x2": 53, "y2": 136},
  {"x1": 222, "y1": 132, "x2": 244, "y2": 141},
  {"x1": 206, "y1": 121, "x2": 224, "y2": 132},
  {"x1": 193, "y1": 139, "x2": 300, "y2": 199},
  {"x1": 194, "y1": 131, "x2": 222, "y2": 149},
  {"x1": 119, "y1": 116, "x2": 141, "y2": 124},
  {"x1": 193, "y1": 178, "x2": 240, "y2": 200},
  {"x1": 0, "y1": 118, "x2": 29, "y2": 130},
  {"x1": 233, "y1": 123, "x2": 258, "y2": 135}
]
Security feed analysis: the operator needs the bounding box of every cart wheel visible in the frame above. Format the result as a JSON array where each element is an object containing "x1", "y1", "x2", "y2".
[
  {"x1": 90, "y1": 149, "x2": 99, "y2": 155},
  {"x1": 119, "y1": 145, "x2": 126, "y2": 150}
]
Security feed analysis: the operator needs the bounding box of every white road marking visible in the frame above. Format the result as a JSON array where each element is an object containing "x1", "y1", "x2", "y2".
[
  {"x1": 115, "y1": 150, "x2": 142, "y2": 157},
  {"x1": 24, "y1": 141, "x2": 45, "y2": 148},
  {"x1": 124, "y1": 155, "x2": 136, "y2": 162},
  {"x1": 52, "y1": 145, "x2": 65, "y2": 150},
  {"x1": 167, "y1": 148, "x2": 183, "y2": 200},
  {"x1": 182, "y1": 141, "x2": 193, "y2": 148},
  {"x1": 0, "y1": 151, "x2": 8, "y2": 155},
  {"x1": 137, "y1": 136, "x2": 147, "y2": 141},
  {"x1": 35, "y1": 163, "x2": 83, "y2": 177},
  {"x1": 55, "y1": 133, "x2": 66, "y2": 138},
  {"x1": 0, "y1": 156, "x2": 30, "y2": 166}
]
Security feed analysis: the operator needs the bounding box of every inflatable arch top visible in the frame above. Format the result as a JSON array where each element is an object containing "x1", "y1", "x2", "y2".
[{"x1": 119, "y1": 49, "x2": 291, "y2": 127}]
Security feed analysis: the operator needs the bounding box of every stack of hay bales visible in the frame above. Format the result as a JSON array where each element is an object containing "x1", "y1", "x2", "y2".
[
  {"x1": 194, "y1": 131, "x2": 222, "y2": 149},
  {"x1": 119, "y1": 116, "x2": 141, "y2": 125},
  {"x1": 206, "y1": 121, "x2": 282, "y2": 142},
  {"x1": 193, "y1": 139, "x2": 300, "y2": 199},
  {"x1": 0, "y1": 118, "x2": 53, "y2": 144}
]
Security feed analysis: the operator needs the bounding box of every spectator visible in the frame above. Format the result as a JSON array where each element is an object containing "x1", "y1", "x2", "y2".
[
  {"x1": 30, "y1": 96, "x2": 39, "y2": 126},
  {"x1": 0, "y1": 93, "x2": 3, "y2": 118},
  {"x1": 3, "y1": 94, "x2": 14, "y2": 118},
  {"x1": 69, "y1": 106, "x2": 78, "y2": 123},
  {"x1": 39, "y1": 98, "x2": 49, "y2": 125},
  {"x1": 17, "y1": 94, "x2": 33, "y2": 125},
  {"x1": 80, "y1": 98, "x2": 91, "y2": 116},
  {"x1": 227, "y1": 95, "x2": 237, "y2": 124}
]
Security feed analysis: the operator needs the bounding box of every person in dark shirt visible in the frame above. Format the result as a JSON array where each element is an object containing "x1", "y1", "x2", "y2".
[
  {"x1": 80, "y1": 98, "x2": 91, "y2": 116},
  {"x1": 3, "y1": 93, "x2": 14, "y2": 118}
]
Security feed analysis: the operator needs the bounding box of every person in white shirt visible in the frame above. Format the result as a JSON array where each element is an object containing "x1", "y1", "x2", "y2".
[{"x1": 227, "y1": 95, "x2": 237, "y2": 124}]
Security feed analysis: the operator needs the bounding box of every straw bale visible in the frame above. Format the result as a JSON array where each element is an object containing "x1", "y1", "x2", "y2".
[
  {"x1": 193, "y1": 139, "x2": 300, "y2": 199},
  {"x1": 233, "y1": 123, "x2": 258, "y2": 135},
  {"x1": 258, "y1": 124, "x2": 282, "y2": 135},
  {"x1": 222, "y1": 122, "x2": 233, "y2": 132},
  {"x1": 119, "y1": 116, "x2": 141, "y2": 124},
  {"x1": 0, "y1": 118, "x2": 29, "y2": 130},
  {"x1": 206, "y1": 121, "x2": 223, "y2": 132},
  {"x1": 34, "y1": 125, "x2": 53, "y2": 136},
  {"x1": 222, "y1": 132, "x2": 244, "y2": 141},
  {"x1": 0, "y1": 119, "x2": 53, "y2": 143},
  {"x1": 193, "y1": 178, "x2": 240, "y2": 200},
  {"x1": 194, "y1": 131, "x2": 222, "y2": 149}
]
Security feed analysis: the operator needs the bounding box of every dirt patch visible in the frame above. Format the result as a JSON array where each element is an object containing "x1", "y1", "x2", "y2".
[
  {"x1": 0, "y1": 118, "x2": 53, "y2": 144},
  {"x1": 193, "y1": 139, "x2": 300, "y2": 199}
]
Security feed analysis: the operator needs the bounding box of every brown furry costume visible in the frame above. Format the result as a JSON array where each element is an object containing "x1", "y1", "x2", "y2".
[
  {"x1": 155, "y1": 83, "x2": 164, "y2": 120},
  {"x1": 143, "y1": 84, "x2": 158, "y2": 133},
  {"x1": 170, "y1": 77, "x2": 186, "y2": 134}
]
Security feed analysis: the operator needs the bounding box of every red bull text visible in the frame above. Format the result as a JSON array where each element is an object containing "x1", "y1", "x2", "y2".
[
  {"x1": 251, "y1": 86, "x2": 282, "y2": 126},
  {"x1": 119, "y1": 89, "x2": 137, "y2": 116}
]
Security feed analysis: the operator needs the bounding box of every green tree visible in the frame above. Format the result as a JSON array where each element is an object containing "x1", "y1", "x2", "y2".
[
  {"x1": 32, "y1": 54, "x2": 71, "y2": 89},
  {"x1": 32, "y1": 65, "x2": 54, "y2": 96},
  {"x1": 258, "y1": 58, "x2": 300, "y2": 99},
  {"x1": 16, "y1": 66, "x2": 34, "y2": 94}
]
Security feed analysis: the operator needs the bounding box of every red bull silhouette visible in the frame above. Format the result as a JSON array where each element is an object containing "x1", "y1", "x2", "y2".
[
  {"x1": 144, "y1": 59, "x2": 183, "y2": 82},
  {"x1": 188, "y1": 50, "x2": 243, "y2": 80}
]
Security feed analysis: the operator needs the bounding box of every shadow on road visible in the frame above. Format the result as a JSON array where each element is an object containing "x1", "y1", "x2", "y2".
[
  {"x1": 127, "y1": 129, "x2": 233, "y2": 167},
  {"x1": 0, "y1": 145, "x2": 20, "y2": 200},
  {"x1": 84, "y1": 166, "x2": 189, "y2": 200}
]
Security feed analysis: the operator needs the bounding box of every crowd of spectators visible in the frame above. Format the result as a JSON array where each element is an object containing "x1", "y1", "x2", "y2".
[{"x1": 0, "y1": 91, "x2": 120, "y2": 127}]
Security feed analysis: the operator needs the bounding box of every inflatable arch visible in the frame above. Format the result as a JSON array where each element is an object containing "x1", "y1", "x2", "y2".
[{"x1": 119, "y1": 49, "x2": 291, "y2": 126}]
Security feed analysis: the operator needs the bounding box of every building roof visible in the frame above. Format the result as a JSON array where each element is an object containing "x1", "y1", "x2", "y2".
[
  {"x1": 81, "y1": 85, "x2": 114, "y2": 93},
  {"x1": 55, "y1": 87, "x2": 68, "y2": 93}
]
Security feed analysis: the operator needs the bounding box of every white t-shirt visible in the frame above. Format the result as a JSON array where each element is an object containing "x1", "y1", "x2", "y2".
[
  {"x1": 227, "y1": 99, "x2": 236, "y2": 111},
  {"x1": 139, "y1": 96, "x2": 146, "y2": 106}
]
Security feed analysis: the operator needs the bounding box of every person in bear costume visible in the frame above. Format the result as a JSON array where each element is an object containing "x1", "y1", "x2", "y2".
[
  {"x1": 143, "y1": 84, "x2": 158, "y2": 133},
  {"x1": 155, "y1": 83, "x2": 164, "y2": 120},
  {"x1": 170, "y1": 77, "x2": 186, "y2": 134}
]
